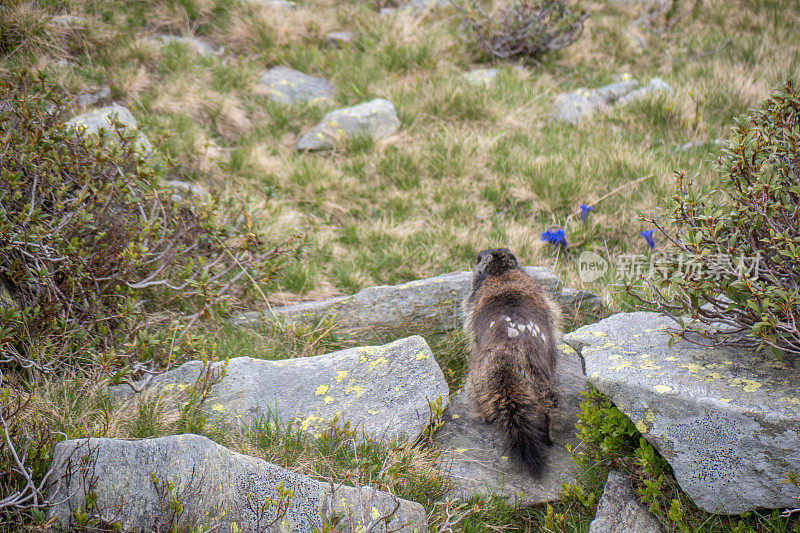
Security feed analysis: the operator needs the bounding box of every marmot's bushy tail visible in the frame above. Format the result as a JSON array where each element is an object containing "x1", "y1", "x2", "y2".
[{"x1": 471, "y1": 345, "x2": 554, "y2": 477}]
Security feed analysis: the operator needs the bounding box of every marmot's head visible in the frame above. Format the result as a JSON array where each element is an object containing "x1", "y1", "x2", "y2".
[{"x1": 471, "y1": 248, "x2": 519, "y2": 293}]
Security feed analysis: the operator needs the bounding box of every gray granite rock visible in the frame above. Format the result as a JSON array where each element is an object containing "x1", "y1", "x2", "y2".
[
  {"x1": 66, "y1": 104, "x2": 152, "y2": 153},
  {"x1": 564, "y1": 312, "x2": 800, "y2": 514},
  {"x1": 248, "y1": 0, "x2": 296, "y2": 7},
  {"x1": 115, "y1": 336, "x2": 449, "y2": 443},
  {"x1": 552, "y1": 79, "x2": 639, "y2": 124},
  {"x1": 589, "y1": 471, "x2": 664, "y2": 533},
  {"x1": 617, "y1": 77, "x2": 672, "y2": 105},
  {"x1": 462, "y1": 68, "x2": 498, "y2": 87},
  {"x1": 156, "y1": 35, "x2": 221, "y2": 57},
  {"x1": 435, "y1": 341, "x2": 587, "y2": 505},
  {"x1": 260, "y1": 67, "x2": 334, "y2": 105},
  {"x1": 296, "y1": 99, "x2": 400, "y2": 151},
  {"x1": 558, "y1": 287, "x2": 605, "y2": 321},
  {"x1": 76, "y1": 86, "x2": 111, "y2": 107},
  {"x1": 325, "y1": 31, "x2": 356, "y2": 47},
  {"x1": 233, "y1": 267, "x2": 562, "y2": 331},
  {"x1": 51, "y1": 14, "x2": 87, "y2": 26},
  {"x1": 47, "y1": 434, "x2": 426, "y2": 532},
  {"x1": 165, "y1": 180, "x2": 207, "y2": 201}
]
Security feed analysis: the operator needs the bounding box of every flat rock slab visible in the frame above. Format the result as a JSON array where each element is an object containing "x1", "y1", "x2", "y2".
[
  {"x1": 589, "y1": 471, "x2": 664, "y2": 533},
  {"x1": 260, "y1": 67, "x2": 333, "y2": 105},
  {"x1": 66, "y1": 103, "x2": 152, "y2": 153},
  {"x1": 296, "y1": 99, "x2": 400, "y2": 151},
  {"x1": 564, "y1": 312, "x2": 800, "y2": 514},
  {"x1": 47, "y1": 434, "x2": 426, "y2": 532},
  {"x1": 435, "y1": 342, "x2": 587, "y2": 505},
  {"x1": 552, "y1": 79, "x2": 638, "y2": 124},
  {"x1": 325, "y1": 31, "x2": 356, "y2": 47},
  {"x1": 116, "y1": 336, "x2": 449, "y2": 443},
  {"x1": 617, "y1": 77, "x2": 671, "y2": 105},
  {"x1": 233, "y1": 267, "x2": 562, "y2": 331}
]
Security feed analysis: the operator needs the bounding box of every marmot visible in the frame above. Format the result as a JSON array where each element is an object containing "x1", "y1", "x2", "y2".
[{"x1": 462, "y1": 248, "x2": 561, "y2": 476}]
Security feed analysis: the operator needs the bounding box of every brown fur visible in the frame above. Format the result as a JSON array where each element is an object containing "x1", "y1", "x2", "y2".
[{"x1": 462, "y1": 248, "x2": 561, "y2": 476}]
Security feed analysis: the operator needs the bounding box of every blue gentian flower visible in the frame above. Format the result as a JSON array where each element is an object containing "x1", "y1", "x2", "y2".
[
  {"x1": 541, "y1": 229, "x2": 568, "y2": 247},
  {"x1": 579, "y1": 204, "x2": 593, "y2": 222},
  {"x1": 640, "y1": 229, "x2": 656, "y2": 249}
]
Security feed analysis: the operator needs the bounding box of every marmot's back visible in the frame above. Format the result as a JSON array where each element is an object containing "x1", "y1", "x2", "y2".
[{"x1": 462, "y1": 249, "x2": 560, "y2": 476}]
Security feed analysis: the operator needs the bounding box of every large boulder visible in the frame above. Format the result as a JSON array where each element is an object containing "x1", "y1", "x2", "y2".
[
  {"x1": 435, "y1": 342, "x2": 587, "y2": 505},
  {"x1": 588, "y1": 471, "x2": 664, "y2": 533},
  {"x1": 66, "y1": 104, "x2": 152, "y2": 153},
  {"x1": 47, "y1": 434, "x2": 427, "y2": 532},
  {"x1": 115, "y1": 336, "x2": 449, "y2": 443},
  {"x1": 296, "y1": 99, "x2": 400, "y2": 151},
  {"x1": 233, "y1": 267, "x2": 564, "y2": 330},
  {"x1": 259, "y1": 67, "x2": 334, "y2": 105},
  {"x1": 564, "y1": 312, "x2": 800, "y2": 514}
]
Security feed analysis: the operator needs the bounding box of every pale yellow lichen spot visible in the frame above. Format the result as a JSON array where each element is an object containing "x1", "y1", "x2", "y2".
[
  {"x1": 780, "y1": 397, "x2": 800, "y2": 405},
  {"x1": 394, "y1": 386, "x2": 400, "y2": 392},
  {"x1": 328, "y1": 120, "x2": 338, "y2": 127},
  {"x1": 278, "y1": 79, "x2": 289, "y2": 85},
  {"x1": 416, "y1": 351, "x2": 430, "y2": 360},
  {"x1": 706, "y1": 372, "x2": 722, "y2": 382},
  {"x1": 315, "y1": 132, "x2": 324, "y2": 139},
  {"x1": 211, "y1": 403, "x2": 225, "y2": 412},
  {"x1": 639, "y1": 361, "x2": 662, "y2": 370},
  {"x1": 633, "y1": 333, "x2": 643, "y2": 338},
  {"x1": 665, "y1": 356, "x2": 679, "y2": 362},
  {"x1": 723, "y1": 360, "x2": 733, "y2": 365},
  {"x1": 335, "y1": 370, "x2": 348, "y2": 383},
  {"x1": 680, "y1": 363, "x2": 703, "y2": 373},
  {"x1": 645, "y1": 410, "x2": 657, "y2": 423},
  {"x1": 599, "y1": 342, "x2": 616, "y2": 349},
  {"x1": 635, "y1": 420, "x2": 649, "y2": 433},
  {"x1": 729, "y1": 378, "x2": 762, "y2": 392},
  {"x1": 324, "y1": 396, "x2": 334, "y2": 404},
  {"x1": 367, "y1": 357, "x2": 388, "y2": 371},
  {"x1": 654, "y1": 385, "x2": 672, "y2": 394},
  {"x1": 610, "y1": 361, "x2": 634, "y2": 371},
  {"x1": 455, "y1": 448, "x2": 467, "y2": 454},
  {"x1": 558, "y1": 344, "x2": 576, "y2": 354},
  {"x1": 371, "y1": 507, "x2": 381, "y2": 520},
  {"x1": 452, "y1": 414, "x2": 460, "y2": 419},
  {"x1": 639, "y1": 353, "x2": 652, "y2": 359},
  {"x1": 315, "y1": 384, "x2": 330, "y2": 396},
  {"x1": 345, "y1": 385, "x2": 365, "y2": 397},
  {"x1": 719, "y1": 398, "x2": 732, "y2": 403},
  {"x1": 501, "y1": 456, "x2": 509, "y2": 461},
  {"x1": 609, "y1": 354, "x2": 623, "y2": 361},
  {"x1": 300, "y1": 414, "x2": 319, "y2": 431},
  {"x1": 176, "y1": 383, "x2": 187, "y2": 391},
  {"x1": 163, "y1": 383, "x2": 175, "y2": 392},
  {"x1": 591, "y1": 372, "x2": 601, "y2": 379},
  {"x1": 368, "y1": 409, "x2": 379, "y2": 415}
]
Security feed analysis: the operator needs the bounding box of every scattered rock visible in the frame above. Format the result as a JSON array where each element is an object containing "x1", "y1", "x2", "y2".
[
  {"x1": 435, "y1": 341, "x2": 587, "y2": 505},
  {"x1": 617, "y1": 77, "x2": 672, "y2": 105},
  {"x1": 156, "y1": 34, "x2": 221, "y2": 57},
  {"x1": 557, "y1": 287, "x2": 605, "y2": 321},
  {"x1": 76, "y1": 86, "x2": 111, "y2": 107},
  {"x1": 564, "y1": 312, "x2": 800, "y2": 514},
  {"x1": 406, "y1": 0, "x2": 451, "y2": 11},
  {"x1": 676, "y1": 138, "x2": 726, "y2": 151},
  {"x1": 165, "y1": 180, "x2": 207, "y2": 201},
  {"x1": 233, "y1": 267, "x2": 562, "y2": 331},
  {"x1": 296, "y1": 99, "x2": 400, "y2": 151},
  {"x1": 325, "y1": 31, "x2": 356, "y2": 47},
  {"x1": 259, "y1": 67, "x2": 334, "y2": 105},
  {"x1": 247, "y1": 0, "x2": 296, "y2": 7},
  {"x1": 589, "y1": 471, "x2": 664, "y2": 533},
  {"x1": 47, "y1": 434, "x2": 427, "y2": 532},
  {"x1": 115, "y1": 336, "x2": 449, "y2": 443},
  {"x1": 552, "y1": 78, "x2": 638, "y2": 124},
  {"x1": 51, "y1": 14, "x2": 87, "y2": 26},
  {"x1": 462, "y1": 68, "x2": 498, "y2": 87},
  {"x1": 66, "y1": 104, "x2": 153, "y2": 154}
]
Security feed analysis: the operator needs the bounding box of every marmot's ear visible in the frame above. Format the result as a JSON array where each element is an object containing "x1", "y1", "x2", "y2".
[{"x1": 476, "y1": 253, "x2": 493, "y2": 272}]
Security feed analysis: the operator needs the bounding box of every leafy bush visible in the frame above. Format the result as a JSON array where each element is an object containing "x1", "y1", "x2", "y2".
[
  {"x1": 640, "y1": 80, "x2": 800, "y2": 357},
  {"x1": 0, "y1": 74, "x2": 300, "y2": 379},
  {"x1": 454, "y1": 0, "x2": 590, "y2": 62}
]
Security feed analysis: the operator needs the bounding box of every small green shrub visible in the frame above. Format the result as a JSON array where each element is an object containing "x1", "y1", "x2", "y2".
[
  {"x1": 640, "y1": 80, "x2": 800, "y2": 357},
  {"x1": 454, "y1": 0, "x2": 590, "y2": 62}
]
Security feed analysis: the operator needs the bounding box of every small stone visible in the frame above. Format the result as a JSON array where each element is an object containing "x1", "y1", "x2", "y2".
[
  {"x1": 552, "y1": 80, "x2": 639, "y2": 124},
  {"x1": 296, "y1": 98, "x2": 400, "y2": 151},
  {"x1": 558, "y1": 287, "x2": 605, "y2": 320},
  {"x1": 165, "y1": 180, "x2": 207, "y2": 201},
  {"x1": 324, "y1": 31, "x2": 356, "y2": 47},
  {"x1": 156, "y1": 34, "x2": 221, "y2": 57},
  {"x1": 259, "y1": 66, "x2": 334, "y2": 105},
  {"x1": 76, "y1": 86, "x2": 111, "y2": 107},
  {"x1": 617, "y1": 77, "x2": 672, "y2": 105},
  {"x1": 51, "y1": 14, "x2": 87, "y2": 26},
  {"x1": 66, "y1": 104, "x2": 152, "y2": 154},
  {"x1": 462, "y1": 68, "x2": 498, "y2": 87},
  {"x1": 114, "y1": 336, "x2": 449, "y2": 443},
  {"x1": 589, "y1": 471, "x2": 664, "y2": 533},
  {"x1": 46, "y1": 434, "x2": 427, "y2": 532}
]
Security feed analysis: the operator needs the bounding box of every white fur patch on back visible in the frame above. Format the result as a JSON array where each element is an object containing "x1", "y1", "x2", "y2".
[{"x1": 507, "y1": 326, "x2": 519, "y2": 338}]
